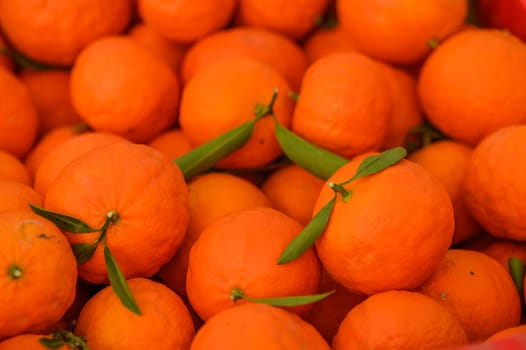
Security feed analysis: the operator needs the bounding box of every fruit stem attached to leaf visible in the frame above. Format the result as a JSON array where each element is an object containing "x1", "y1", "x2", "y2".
[{"x1": 328, "y1": 182, "x2": 351, "y2": 201}]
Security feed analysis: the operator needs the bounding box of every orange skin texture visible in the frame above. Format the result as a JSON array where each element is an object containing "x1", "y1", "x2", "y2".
[
  {"x1": 186, "y1": 207, "x2": 322, "y2": 321},
  {"x1": 43, "y1": 141, "x2": 189, "y2": 284},
  {"x1": 0, "y1": 68, "x2": 38, "y2": 159},
  {"x1": 190, "y1": 303, "x2": 331, "y2": 350},
  {"x1": 314, "y1": 157, "x2": 454, "y2": 295},
  {"x1": 463, "y1": 125, "x2": 526, "y2": 240},
  {"x1": 480, "y1": 239, "x2": 526, "y2": 269},
  {"x1": 24, "y1": 124, "x2": 88, "y2": 178},
  {"x1": 409, "y1": 140, "x2": 480, "y2": 245},
  {"x1": 235, "y1": 0, "x2": 330, "y2": 41},
  {"x1": 419, "y1": 249, "x2": 522, "y2": 341},
  {"x1": 181, "y1": 26, "x2": 309, "y2": 92},
  {"x1": 70, "y1": 36, "x2": 180, "y2": 143},
  {"x1": 336, "y1": 0, "x2": 467, "y2": 65},
  {"x1": 0, "y1": 33, "x2": 14, "y2": 71},
  {"x1": 148, "y1": 128, "x2": 193, "y2": 161},
  {"x1": 0, "y1": 211, "x2": 77, "y2": 340},
  {"x1": 75, "y1": 278, "x2": 195, "y2": 350},
  {"x1": 302, "y1": 25, "x2": 360, "y2": 64},
  {"x1": 0, "y1": 181, "x2": 42, "y2": 212},
  {"x1": 179, "y1": 56, "x2": 294, "y2": 169},
  {"x1": 418, "y1": 28, "x2": 526, "y2": 145},
  {"x1": 291, "y1": 52, "x2": 391, "y2": 159},
  {"x1": 159, "y1": 172, "x2": 271, "y2": 297},
  {"x1": 379, "y1": 63, "x2": 424, "y2": 149},
  {"x1": 332, "y1": 290, "x2": 468, "y2": 350},
  {"x1": 33, "y1": 132, "x2": 126, "y2": 195},
  {"x1": 137, "y1": 0, "x2": 237, "y2": 43},
  {"x1": 19, "y1": 70, "x2": 82, "y2": 136},
  {"x1": 0, "y1": 0, "x2": 132, "y2": 66},
  {"x1": 305, "y1": 270, "x2": 367, "y2": 343},
  {"x1": 261, "y1": 164, "x2": 325, "y2": 226},
  {"x1": 0, "y1": 150, "x2": 31, "y2": 186},
  {"x1": 128, "y1": 22, "x2": 188, "y2": 73},
  {"x1": 0, "y1": 334, "x2": 69, "y2": 350}
]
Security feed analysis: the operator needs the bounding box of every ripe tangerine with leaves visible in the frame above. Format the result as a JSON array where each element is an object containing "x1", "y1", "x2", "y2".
[
  {"x1": 41, "y1": 141, "x2": 189, "y2": 285},
  {"x1": 313, "y1": 152, "x2": 454, "y2": 295},
  {"x1": 179, "y1": 56, "x2": 294, "y2": 169},
  {"x1": 186, "y1": 207, "x2": 322, "y2": 321}
]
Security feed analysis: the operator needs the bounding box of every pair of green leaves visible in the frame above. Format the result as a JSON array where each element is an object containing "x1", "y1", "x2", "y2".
[
  {"x1": 29, "y1": 204, "x2": 141, "y2": 316},
  {"x1": 278, "y1": 147, "x2": 407, "y2": 265},
  {"x1": 174, "y1": 88, "x2": 347, "y2": 181},
  {"x1": 173, "y1": 87, "x2": 408, "y2": 267},
  {"x1": 224, "y1": 149, "x2": 407, "y2": 304}
]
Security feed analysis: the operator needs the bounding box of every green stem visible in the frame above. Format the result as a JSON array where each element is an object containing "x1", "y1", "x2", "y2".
[
  {"x1": 254, "y1": 88, "x2": 279, "y2": 120},
  {"x1": 7, "y1": 264, "x2": 23, "y2": 280},
  {"x1": 328, "y1": 182, "x2": 351, "y2": 202},
  {"x1": 89, "y1": 210, "x2": 120, "y2": 245},
  {"x1": 230, "y1": 288, "x2": 245, "y2": 302},
  {"x1": 40, "y1": 329, "x2": 90, "y2": 350}
]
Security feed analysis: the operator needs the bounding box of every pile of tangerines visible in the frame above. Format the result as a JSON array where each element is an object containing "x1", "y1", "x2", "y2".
[{"x1": 1, "y1": 1, "x2": 526, "y2": 349}]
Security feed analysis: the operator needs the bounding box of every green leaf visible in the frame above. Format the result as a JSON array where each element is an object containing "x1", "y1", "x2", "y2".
[
  {"x1": 0, "y1": 47, "x2": 64, "y2": 71},
  {"x1": 38, "y1": 338, "x2": 66, "y2": 349},
  {"x1": 278, "y1": 196, "x2": 336, "y2": 264},
  {"x1": 103, "y1": 242, "x2": 142, "y2": 315},
  {"x1": 274, "y1": 121, "x2": 347, "y2": 180},
  {"x1": 508, "y1": 257, "x2": 525, "y2": 299},
  {"x1": 41, "y1": 329, "x2": 91, "y2": 350},
  {"x1": 71, "y1": 242, "x2": 98, "y2": 265},
  {"x1": 235, "y1": 289, "x2": 336, "y2": 307},
  {"x1": 29, "y1": 204, "x2": 100, "y2": 233},
  {"x1": 342, "y1": 147, "x2": 407, "y2": 185},
  {"x1": 175, "y1": 120, "x2": 256, "y2": 181}
]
